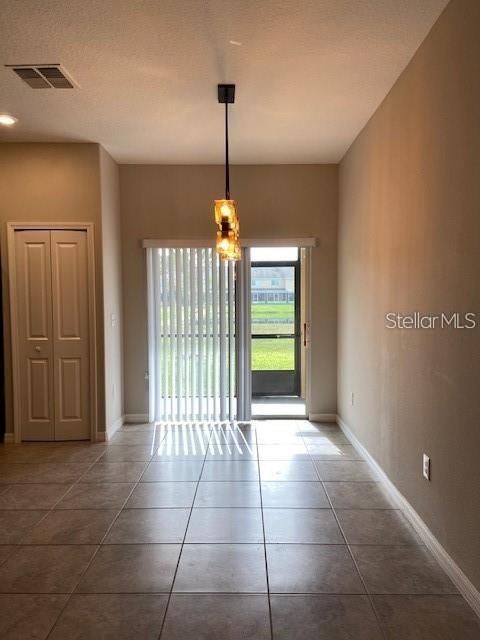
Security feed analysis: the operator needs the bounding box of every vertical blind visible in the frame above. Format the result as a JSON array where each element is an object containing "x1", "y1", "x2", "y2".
[
  {"x1": 147, "y1": 247, "x2": 236, "y2": 423},
  {"x1": 235, "y1": 247, "x2": 252, "y2": 421}
]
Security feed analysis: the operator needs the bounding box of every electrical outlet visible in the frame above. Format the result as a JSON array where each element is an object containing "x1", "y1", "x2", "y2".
[
  {"x1": 423, "y1": 454, "x2": 430, "y2": 480},
  {"x1": 351, "y1": 392, "x2": 354, "y2": 406}
]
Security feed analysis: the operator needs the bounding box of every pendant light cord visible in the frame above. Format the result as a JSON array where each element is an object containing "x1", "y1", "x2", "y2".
[{"x1": 225, "y1": 101, "x2": 230, "y2": 200}]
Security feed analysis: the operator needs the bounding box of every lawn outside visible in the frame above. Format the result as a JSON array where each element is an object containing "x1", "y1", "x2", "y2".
[
  {"x1": 156, "y1": 302, "x2": 296, "y2": 372},
  {"x1": 252, "y1": 302, "x2": 295, "y2": 370},
  {"x1": 251, "y1": 337, "x2": 294, "y2": 370}
]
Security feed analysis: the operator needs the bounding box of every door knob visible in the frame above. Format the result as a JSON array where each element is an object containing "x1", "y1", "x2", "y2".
[{"x1": 35, "y1": 346, "x2": 41, "y2": 352}]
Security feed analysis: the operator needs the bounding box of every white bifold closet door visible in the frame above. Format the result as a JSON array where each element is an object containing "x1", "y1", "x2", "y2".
[
  {"x1": 14, "y1": 229, "x2": 90, "y2": 441},
  {"x1": 147, "y1": 247, "x2": 237, "y2": 423}
]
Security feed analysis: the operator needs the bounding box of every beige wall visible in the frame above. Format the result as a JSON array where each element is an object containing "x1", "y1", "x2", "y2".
[
  {"x1": 0, "y1": 143, "x2": 106, "y2": 436},
  {"x1": 99, "y1": 147, "x2": 124, "y2": 432},
  {"x1": 119, "y1": 164, "x2": 338, "y2": 416},
  {"x1": 338, "y1": 0, "x2": 480, "y2": 590}
]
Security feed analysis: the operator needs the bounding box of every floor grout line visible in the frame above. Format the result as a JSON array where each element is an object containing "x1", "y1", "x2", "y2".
[
  {"x1": 0, "y1": 541, "x2": 429, "y2": 548},
  {"x1": 156, "y1": 424, "x2": 212, "y2": 640},
  {"x1": 44, "y1": 428, "x2": 170, "y2": 639},
  {"x1": 13, "y1": 455, "x2": 104, "y2": 546},
  {"x1": 255, "y1": 431, "x2": 275, "y2": 640},
  {"x1": 317, "y1": 475, "x2": 389, "y2": 639},
  {"x1": 1, "y1": 422, "x2": 472, "y2": 637},
  {"x1": 0, "y1": 590, "x2": 466, "y2": 596},
  {"x1": 301, "y1": 429, "x2": 389, "y2": 637}
]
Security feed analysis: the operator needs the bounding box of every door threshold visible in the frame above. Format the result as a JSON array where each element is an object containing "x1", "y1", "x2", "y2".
[
  {"x1": 252, "y1": 414, "x2": 307, "y2": 420},
  {"x1": 251, "y1": 397, "x2": 306, "y2": 419}
]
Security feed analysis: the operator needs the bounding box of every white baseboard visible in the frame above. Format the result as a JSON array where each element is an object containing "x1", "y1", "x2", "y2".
[
  {"x1": 124, "y1": 413, "x2": 149, "y2": 424},
  {"x1": 337, "y1": 414, "x2": 480, "y2": 618},
  {"x1": 3, "y1": 433, "x2": 15, "y2": 444},
  {"x1": 105, "y1": 415, "x2": 124, "y2": 441},
  {"x1": 308, "y1": 412, "x2": 337, "y2": 423}
]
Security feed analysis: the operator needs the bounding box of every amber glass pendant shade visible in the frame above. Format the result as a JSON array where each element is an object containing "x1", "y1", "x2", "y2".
[{"x1": 215, "y1": 200, "x2": 241, "y2": 261}]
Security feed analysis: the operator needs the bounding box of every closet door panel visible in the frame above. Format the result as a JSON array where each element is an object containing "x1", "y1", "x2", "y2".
[
  {"x1": 51, "y1": 230, "x2": 90, "y2": 440},
  {"x1": 14, "y1": 231, "x2": 55, "y2": 440}
]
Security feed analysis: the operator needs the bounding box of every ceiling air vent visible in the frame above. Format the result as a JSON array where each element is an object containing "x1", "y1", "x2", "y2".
[
  {"x1": 12, "y1": 67, "x2": 50, "y2": 88},
  {"x1": 38, "y1": 66, "x2": 74, "y2": 88},
  {"x1": 9, "y1": 64, "x2": 75, "y2": 89}
]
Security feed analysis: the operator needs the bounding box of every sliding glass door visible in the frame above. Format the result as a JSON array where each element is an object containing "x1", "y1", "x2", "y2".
[{"x1": 146, "y1": 243, "x2": 307, "y2": 423}]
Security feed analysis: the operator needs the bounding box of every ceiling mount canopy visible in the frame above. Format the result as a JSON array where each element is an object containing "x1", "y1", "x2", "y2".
[{"x1": 215, "y1": 83, "x2": 241, "y2": 261}]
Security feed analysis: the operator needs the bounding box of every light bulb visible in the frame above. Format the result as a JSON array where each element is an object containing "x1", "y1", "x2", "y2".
[
  {"x1": 215, "y1": 199, "x2": 237, "y2": 224},
  {"x1": 221, "y1": 203, "x2": 233, "y2": 218},
  {"x1": 0, "y1": 114, "x2": 18, "y2": 127},
  {"x1": 217, "y1": 237, "x2": 230, "y2": 251}
]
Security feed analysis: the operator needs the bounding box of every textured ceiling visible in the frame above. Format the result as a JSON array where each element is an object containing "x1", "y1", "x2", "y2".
[{"x1": 0, "y1": 0, "x2": 448, "y2": 163}]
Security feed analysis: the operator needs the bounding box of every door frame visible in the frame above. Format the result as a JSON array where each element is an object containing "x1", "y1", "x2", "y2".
[
  {"x1": 302, "y1": 247, "x2": 312, "y2": 417},
  {"x1": 6, "y1": 222, "x2": 98, "y2": 443}
]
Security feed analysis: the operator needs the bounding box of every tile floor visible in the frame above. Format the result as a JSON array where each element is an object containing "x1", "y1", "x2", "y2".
[{"x1": 0, "y1": 420, "x2": 479, "y2": 639}]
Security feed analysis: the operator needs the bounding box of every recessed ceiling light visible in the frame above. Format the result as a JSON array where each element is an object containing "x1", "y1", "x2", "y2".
[
  {"x1": 0, "y1": 114, "x2": 18, "y2": 126},
  {"x1": 229, "y1": 40, "x2": 242, "y2": 46}
]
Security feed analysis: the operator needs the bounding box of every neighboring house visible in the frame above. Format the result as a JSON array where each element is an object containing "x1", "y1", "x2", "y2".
[{"x1": 252, "y1": 266, "x2": 295, "y2": 303}]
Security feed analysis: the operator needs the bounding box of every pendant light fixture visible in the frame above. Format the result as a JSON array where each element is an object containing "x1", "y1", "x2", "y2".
[{"x1": 215, "y1": 83, "x2": 241, "y2": 261}]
